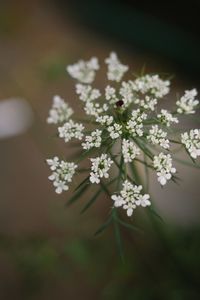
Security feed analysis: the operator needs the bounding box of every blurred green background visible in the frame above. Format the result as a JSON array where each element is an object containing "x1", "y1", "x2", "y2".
[{"x1": 0, "y1": 1, "x2": 200, "y2": 299}]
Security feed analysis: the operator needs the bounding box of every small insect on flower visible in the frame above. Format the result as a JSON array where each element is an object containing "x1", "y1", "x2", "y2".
[{"x1": 46, "y1": 51, "x2": 200, "y2": 239}]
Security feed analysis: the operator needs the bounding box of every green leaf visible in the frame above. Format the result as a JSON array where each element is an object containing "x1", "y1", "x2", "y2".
[
  {"x1": 74, "y1": 175, "x2": 90, "y2": 192},
  {"x1": 94, "y1": 216, "x2": 112, "y2": 236},
  {"x1": 173, "y1": 157, "x2": 200, "y2": 169},
  {"x1": 149, "y1": 207, "x2": 165, "y2": 224},
  {"x1": 80, "y1": 188, "x2": 102, "y2": 214},
  {"x1": 171, "y1": 175, "x2": 182, "y2": 185},
  {"x1": 133, "y1": 138, "x2": 154, "y2": 160},
  {"x1": 81, "y1": 177, "x2": 118, "y2": 214},
  {"x1": 130, "y1": 161, "x2": 141, "y2": 186},
  {"x1": 135, "y1": 158, "x2": 154, "y2": 170},
  {"x1": 109, "y1": 152, "x2": 133, "y2": 182},
  {"x1": 143, "y1": 153, "x2": 149, "y2": 191},
  {"x1": 66, "y1": 183, "x2": 90, "y2": 206},
  {"x1": 99, "y1": 181, "x2": 111, "y2": 197},
  {"x1": 76, "y1": 148, "x2": 96, "y2": 163},
  {"x1": 117, "y1": 218, "x2": 143, "y2": 234},
  {"x1": 112, "y1": 209, "x2": 124, "y2": 263},
  {"x1": 169, "y1": 139, "x2": 182, "y2": 144},
  {"x1": 78, "y1": 168, "x2": 91, "y2": 173}
]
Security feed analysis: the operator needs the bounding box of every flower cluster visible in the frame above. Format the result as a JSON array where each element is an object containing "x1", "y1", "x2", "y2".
[
  {"x1": 46, "y1": 52, "x2": 199, "y2": 221},
  {"x1": 131, "y1": 74, "x2": 170, "y2": 98},
  {"x1": 84, "y1": 101, "x2": 108, "y2": 117},
  {"x1": 90, "y1": 154, "x2": 113, "y2": 184},
  {"x1": 126, "y1": 109, "x2": 147, "y2": 137},
  {"x1": 67, "y1": 57, "x2": 99, "y2": 83},
  {"x1": 157, "y1": 109, "x2": 178, "y2": 127},
  {"x1": 108, "y1": 123, "x2": 122, "y2": 139},
  {"x1": 82, "y1": 129, "x2": 102, "y2": 150},
  {"x1": 153, "y1": 153, "x2": 176, "y2": 185},
  {"x1": 76, "y1": 84, "x2": 101, "y2": 102},
  {"x1": 122, "y1": 139, "x2": 140, "y2": 163},
  {"x1": 181, "y1": 129, "x2": 200, "y2": 159},
  {"x1": 96, "y1": 115, "x2": 113, "y2": 126},
  {"x1": 105, "y1": 52, "x2": 128, "y2": 82},
  {"x1": 134, "y1": 95, "x2": 157, "y2": 111},
  {"x1": 58, "y1": 120, "x2": 84, "y2": 142},
  {"x1": 111, "y1": 180, "x2": 151, "y2": 217},
  {"x1": 176, "y1": 89, "x2": 199, "y2": 114},
  {"x1": 47, "y1": 95, "x2": 73, "y2": 124},
  {"x1": 147, "y1": 125, "x2": 169, "y2": 149},
  {"x1": 47, "y1": 157, "x2": 77, "y2": 194}
]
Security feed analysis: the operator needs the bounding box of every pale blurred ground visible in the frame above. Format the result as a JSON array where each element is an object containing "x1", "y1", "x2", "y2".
[{"x1": 0, "y1": 1, "x2": 200, "y2": 299}]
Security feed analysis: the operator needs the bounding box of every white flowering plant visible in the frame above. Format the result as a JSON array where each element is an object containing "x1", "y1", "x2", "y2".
[{"x1": 46, "y1": 52, "x2": 200, "y2": 256}]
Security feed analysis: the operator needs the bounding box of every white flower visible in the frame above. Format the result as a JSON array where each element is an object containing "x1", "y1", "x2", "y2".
[
  {"x1": 47, "y1": 157, "x2": 77, "y2": 194},
  {"x1": 82, "y1": 129, "x2": 102, "y2": 150},
  {"x1": 122, "y1": 139, "x2": 140, "y2": 163},
  {"x1": 105, "y1": 52, "x2": 128, "y2": 82},
  {"x1": 107, "y1": 123, "x2": 122, "y2": 139},
  {"x1": 84, "y1": 101, "x2": 108, "y2": 117},
  {"x1": 130, "y1": 74, "x2": 170, "y2": 98},
  {"x1": 67, "y1": 57, "x2": 99, "y2": 83},
  {"x1": 157, "y1": 109, "x2": 179, "y2": 127},
  {"x1": 96, "y1": 115, "x2": 114, "y2": 126},
  {"x1": 181, "y1": 129, "x2": 200, "y2": 159},
  {"x1": 47, "y1": 95, "x2": 73, "y2": 124},
  {"x1": 119, "y1": 81, "x2": 134, "y2": 108},
  {"x1": 126, "y1": 109, "x2": 147, "y2": 137},
  {"x1": 135, "y1": 194, "x2": 151, "y2": 207},
  {"x1": 46, "y1": 156, "x2": 59, "y2": 171},
  {"x1": 176, "y1": 89, "x2": 199, "y2": 114},
  {"x1": 134, "y1": 95, "x2": 157, "y2": 111},
  {"x1": 111, "y1": 180, "x2": 151, "y2": 217},
  {"x1": 153, "y1": 153, "x2": 176, "y2": 185},
  {"x1": 76, "y1": 84, "x2": 101, "y2": 102},
  {"x1": 58, "y1": 120, "x2": 84, "y2": 142},
  {"x1": 147, "y1": 125, "x2": 169, "y2": 149},
  {"x1": 90, "y1": 154, "x2": 113, "y2": 184},
  {"x1": 105, "y1": 85, "x2": 118, "y2": 104}
]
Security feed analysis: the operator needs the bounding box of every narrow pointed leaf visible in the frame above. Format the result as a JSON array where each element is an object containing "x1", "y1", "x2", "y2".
[
  {"x1": 173, "y1": 157, "x2": 200, "y2": 169},
  {"x1": 113, "y1": 213, "x2": 124, "y2": 263},
  {"x1": 74, "y1": 175, "x2": 90, "y2": 192},
  {"x1": 66, "y1": 183, "x2": 90, "y2": 206},
  {"x1": 117, "y1": 218, "x2": 143, "y2": 234},
  {"x1": 80, "y1": 188, "x2": 102, "y2": 214},
  {"x1": 149, "y1": 207, "x2": 165, "y2": 224},
  {"x1": 94, "y1": 216, "x2": 112, "y2": 236}
]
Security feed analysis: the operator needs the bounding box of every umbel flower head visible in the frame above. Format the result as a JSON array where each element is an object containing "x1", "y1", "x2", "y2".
[{"x1": 46, "y1": 52, "x2": 200, "y2": 227}]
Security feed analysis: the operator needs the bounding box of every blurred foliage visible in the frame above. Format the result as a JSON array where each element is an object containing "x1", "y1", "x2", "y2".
[
  {"x1": 1, "y1": 221, "x2": 200, "y2": 299},
  {"x1": 38, "y1": 55, "x2": 69, "y2": 82}
]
